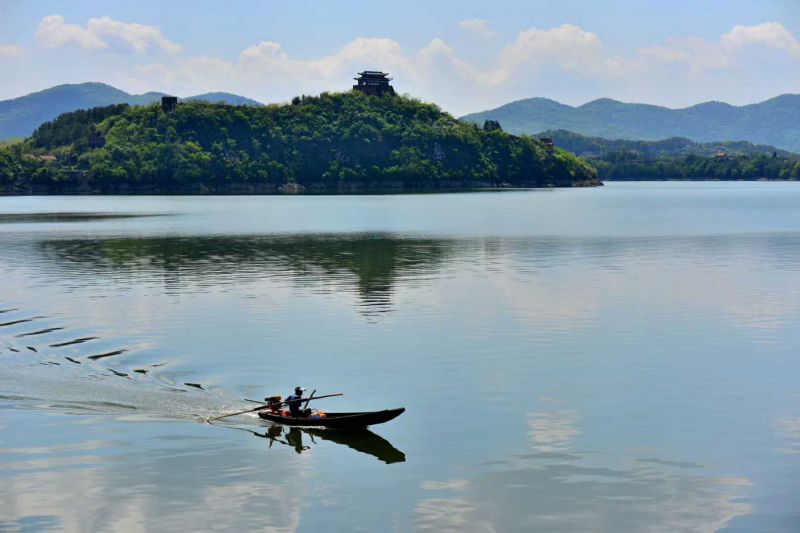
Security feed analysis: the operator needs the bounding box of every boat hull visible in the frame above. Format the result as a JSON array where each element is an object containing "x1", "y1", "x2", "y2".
[{"x1": 258, "y1": 408, "x2": 405, "y2": 429}]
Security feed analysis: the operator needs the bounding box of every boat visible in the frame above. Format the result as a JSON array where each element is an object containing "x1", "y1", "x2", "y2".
[{"x1": 258, "y1": 407, "x2": 405, "y2": 429}]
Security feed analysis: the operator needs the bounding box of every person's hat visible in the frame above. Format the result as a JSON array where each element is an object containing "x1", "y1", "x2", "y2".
[{"x1": 295, "y1": 386, "x2": 305, "y2": 394}]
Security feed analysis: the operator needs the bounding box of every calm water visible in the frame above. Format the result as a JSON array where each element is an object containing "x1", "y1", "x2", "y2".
[{"x1": 0, "y1": 182, "x2": 799, "y2": 532}]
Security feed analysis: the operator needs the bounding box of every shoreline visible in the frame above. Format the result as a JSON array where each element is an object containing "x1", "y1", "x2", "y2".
[{"x1": 0, "y1": 179, "x2": 603, "y2": 196}]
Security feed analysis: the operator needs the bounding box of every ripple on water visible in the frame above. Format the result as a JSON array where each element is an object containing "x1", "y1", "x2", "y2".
[{"x1": 0, "y1": 304, "x2": 247, "y2": 423}]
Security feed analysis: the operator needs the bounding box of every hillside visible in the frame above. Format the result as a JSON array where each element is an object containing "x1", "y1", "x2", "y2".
[
  {"x1": 460, "y1": 95, "x2": 800, "y2": 153},
  {"x1": 0, "y1": 83, "x2": 262, "y2": 140},
  {"x1": 542, "y1": 130, "x2": 798, "y2": 159},
  {"x1": 542, "y1": 130, "x2": 800, "y2": 181},
  {"x1": 0, "y1": 92, "x2": 598, "y2": 194}
]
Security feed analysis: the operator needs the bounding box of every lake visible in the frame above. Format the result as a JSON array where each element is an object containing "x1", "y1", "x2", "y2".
[{"x1": 1, "y1": 182, "x2": 799, "y2": 532}]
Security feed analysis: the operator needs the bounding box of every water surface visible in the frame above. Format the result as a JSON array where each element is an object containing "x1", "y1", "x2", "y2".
[{"x1": 1, "y1": 182, "x2": 799, "y2": 531}]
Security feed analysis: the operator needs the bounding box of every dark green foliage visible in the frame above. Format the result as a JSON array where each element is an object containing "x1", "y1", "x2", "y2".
[
  {"x1": 591, "y1": 153, "x2": 800, "y2": 181},
  {"x1": 541, "y1": 129, "x2": 798, "y2": 159},
  {"x1": 0, "y1": 145, "x2": 21, "y2": 185},
  {"x1": 0, "y1": 142, "x2": 43, "y2": 189},
  {"x1": 7, "y1": 92, "x2": 597, "y2": 193},
  {"x1": 529, "y1": 129, "x2": 800, "y2": 181},
  {"x1": 483, "y1": 120, "x2": 502, "y2": 132},
  {"x1": 460, "y1": 94, "x2": 800, "y2": 153},
  {"x1": 31, "y1": 104, "x2": 129, "y2": 149}
]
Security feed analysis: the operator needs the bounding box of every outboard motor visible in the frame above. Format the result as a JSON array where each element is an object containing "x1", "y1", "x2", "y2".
[{"x1": 264, "y1": 395, "x2": 282, "y2": 412}]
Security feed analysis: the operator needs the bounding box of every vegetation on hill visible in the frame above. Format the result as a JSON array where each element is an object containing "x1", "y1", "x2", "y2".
[
  {"x1": 542, "y1": 130, "x2": 800, "y2": 181},
  {"x1": 0, "y1": 92, "x2": 598, "y2": 194},
  {"x1": 542, "y1": 130, "x2": 798, "y2": 159},
  {"x1": 0, "y1": 82, "x2": 262, "y2": 140},
  {"x1": 460, "y1": 94, "x2": 800, "y2": 153}
]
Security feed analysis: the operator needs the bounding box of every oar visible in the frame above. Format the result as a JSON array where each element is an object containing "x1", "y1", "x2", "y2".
[
  {"x1": 293, "y1": 392, "x2": 341, "y2": 404},
  {"x1": 245, "y1": 393, "x2": 342, "y2": 405},
  {"x1": 207, "y1": 404, "x2": 269, "y2": 422},
  {"x1": 207, "y1": 393, "x2": 343, "y2": 422},
  {"x1": 303, "y1": 389, "x2": 317, "y2": 411}
]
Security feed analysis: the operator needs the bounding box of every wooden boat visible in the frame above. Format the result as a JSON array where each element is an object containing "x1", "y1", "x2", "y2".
[{"x1": 258, "y1": 407, "x2": 405, "y2": 429}]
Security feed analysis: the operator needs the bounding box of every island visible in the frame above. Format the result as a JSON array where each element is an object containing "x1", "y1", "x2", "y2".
[{"x1": 0, "y1": 87, "x2": 599, "y2": 195}]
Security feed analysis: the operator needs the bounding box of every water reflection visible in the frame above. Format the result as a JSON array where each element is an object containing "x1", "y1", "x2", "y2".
[
  {"x1": 0, "y1": 417, "x2": 306, "y2": 532},
  {"x1": 777, "y1": 416, "x2": 800, "y2": 455},
  {"x1": 234, "y1": 424, "x2": 406, "y2": 464},
  {"x1": 416, "y1": 456, "x2": 752, "y2": 532},
  {"x1": 527, "y1": 398, "x2": 579, "y2": 453},
  {"x1": 12, "y1": 231, "x2": 798, "y2": 332},
  {"x1": 417, "y1": 406, "x2": 753, "y2": 532},
  {"x1": 34, "y1": 235, "x2": 458, "y2": 313},
  {"x1": 0, "y1": 212, "x2": 165, "y2": 223}
]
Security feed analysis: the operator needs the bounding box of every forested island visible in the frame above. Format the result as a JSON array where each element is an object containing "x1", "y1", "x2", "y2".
[
  {"x1": 541, "y1": 130, "x2": 800, "y2": 181},
  {"x1": 0, "y1": 92, "x2": 598, "y2": 194}
]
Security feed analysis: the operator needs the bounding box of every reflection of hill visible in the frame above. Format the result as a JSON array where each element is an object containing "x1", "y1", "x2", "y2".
[{"x1": 38, "y1": 235, "x2": 457, "y2": 312}]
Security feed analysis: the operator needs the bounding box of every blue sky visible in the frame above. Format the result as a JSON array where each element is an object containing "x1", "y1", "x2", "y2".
[{"x1": 1, "y1": 0, "x2": 798, "y2": 114}]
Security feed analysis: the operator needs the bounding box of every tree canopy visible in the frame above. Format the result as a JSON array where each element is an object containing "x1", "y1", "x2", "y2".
[
  {"x1": 0, "y1": 92, "x2": 598, "y2": 194},
  {"x1": 588, "y1": 148, "x2": 799, "y2": 181},
  {"x1": 539, "y1": 129, "x2": 800, "y2": 181}
]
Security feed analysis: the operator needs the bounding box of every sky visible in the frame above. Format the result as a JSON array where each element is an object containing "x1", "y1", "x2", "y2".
[{"x1": 1, "y1": 0, "x2": 798, "y2": 115}]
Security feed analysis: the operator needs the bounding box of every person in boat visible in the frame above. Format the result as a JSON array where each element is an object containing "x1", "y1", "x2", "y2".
[{"x1": 287, "y1": 386, "x2": 306, "y2": 417}]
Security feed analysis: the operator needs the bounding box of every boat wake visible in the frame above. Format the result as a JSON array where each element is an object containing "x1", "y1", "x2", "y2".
[
  {"x1": 0, "y1": 303, "x2": 255, "y2": 424},
  {"x1": 0, "y1": 301, "x2": 407, "y2": 463}
]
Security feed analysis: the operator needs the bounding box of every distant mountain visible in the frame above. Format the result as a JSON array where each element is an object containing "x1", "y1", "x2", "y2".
[
  {"x1": 540, "y1": 130, "x2": 798, "y2": 159},
  {"x1": 0, "y1": 83, "x2": 262, "y2": 140},
  {"x1": 184, "y1": 92, "x2": 262, "y2": 106},
  {"x1": 460, "y1": 95, "x2": 800, "y2": 153}
]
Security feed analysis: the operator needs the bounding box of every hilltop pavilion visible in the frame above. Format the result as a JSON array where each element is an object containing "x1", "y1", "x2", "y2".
[{"x1": 353, "y1": 71, "x2": 395, "y2": 96}]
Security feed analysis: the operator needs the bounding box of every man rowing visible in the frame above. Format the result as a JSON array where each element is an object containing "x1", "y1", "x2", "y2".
[{"x1": 286, "y1": 386, "x2": 306, "y2": 417}]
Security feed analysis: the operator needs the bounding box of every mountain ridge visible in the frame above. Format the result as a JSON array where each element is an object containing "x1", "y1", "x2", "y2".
[
  {"x1": 461, "y1": 94, "x2": 800, "y2": 152},
  {"x1": 0, "y1": 82, "x2": 263, "y2": 140}
]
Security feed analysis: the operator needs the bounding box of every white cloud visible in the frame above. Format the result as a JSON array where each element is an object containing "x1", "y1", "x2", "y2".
[
  {"x1": 459, "y1": 19, "x2": 493, "y2": 39},
  {"x1": 487, "y1": 24, "x2": 618, "y2": 84},
  {"x1": 37, "y1": 15, "x2": 107, "y2": 50},
  {"x1": 637, "y1": 37, "x2": 732, "y2": 75},
  {"x1": 88, "y1": 16, "x2": 182, "y2": 54},
  {"x1": 240, "y1": 37, "x2": 407, "y2": 80},
  {"x1": 135, "y1": 24, "x2": 620, "y2": 104},
  {"x1": 417, "y1": 38, "x2": 479, "y2": 81},
  {"x1": 135, "y1": 37, "x2": 410, "y2": 98},
  {"x1": 36, "y1": 15, "x2": 181, "y2": 54},
  {"x1": 31, "y1": 20, "x2": 800, "y2": 114},
  {"x1": 637, "y1": 22, "x2": 800, "y2": 74},
  {"x1": 0, "y1": 44, "x2": 24, "y2": 58},
  {"x1": 722, "y1": 21, "x2": 800, "y2": 59}
]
